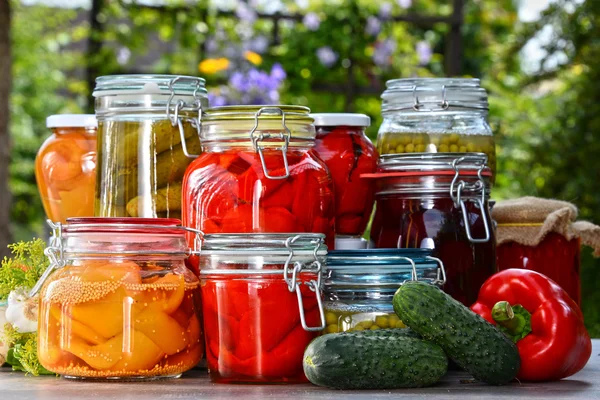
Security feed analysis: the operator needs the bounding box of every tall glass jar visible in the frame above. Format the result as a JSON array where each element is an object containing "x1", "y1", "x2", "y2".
[
  {"x1": 367, "y1": 153, "x2": 496, "y2": 306},
  {"x1": 93, "y1": 75, "x2": 207, "y2": 219},
  {"x1": 312, "y1": 113, "x2": 378, "y2": 239},
  {"x1": 377, "y1": 78, "x2": 496, "y2": 176},
  {"x1": 35, "y1": 114, "x2": 97, "y2": 223},
  {"x1": 182, "y1": 106, "x2": 335, "y2": 274},
  {"x1": 323, "y1": 249, "x2": 445, "y2": 334},
  {"x1": 199, "y1": 233, "x2": 326, "y2": 384},
  {"x1": 36, "y1": 218, "x2": 203, "y2": 380}
]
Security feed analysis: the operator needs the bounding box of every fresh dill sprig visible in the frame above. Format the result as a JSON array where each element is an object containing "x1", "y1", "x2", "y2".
[{"x1": 0, "y1": 239, "x2": 48, "y2": 301}]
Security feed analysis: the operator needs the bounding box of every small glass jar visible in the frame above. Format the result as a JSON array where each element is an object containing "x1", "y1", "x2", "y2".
[
  {"x1": 182, "y1": 106, "x2": 335, "y2": 273},
  {"x1": 199, "y1": 233, "x2": 326, "y2": 384},
  {"x1": 35, "y1": 115, "x2": 97, "y2": 223},
  {"x1": 377, "y1": 78, "x2": 496, "y2": 176},
  {"x1": 36, "y1": 218, "x2": 203, "y2": 380},
  {"x1": 93, "y1": 75, "x2": 207, "y2": 219},
  {"x1": 312, "y1": 113, "x2": 378, "y2": 237},
  {"x1": 323, "y1": 249, "x2": 444, "y2": 334},
  {"x1": 367, "y1": 153, "x2": 496, "y2": 306}
]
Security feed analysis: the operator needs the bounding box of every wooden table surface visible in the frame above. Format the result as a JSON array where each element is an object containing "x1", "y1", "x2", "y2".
[{"x1": 1, "y1": 340, "x2": 598, "y2": 399}]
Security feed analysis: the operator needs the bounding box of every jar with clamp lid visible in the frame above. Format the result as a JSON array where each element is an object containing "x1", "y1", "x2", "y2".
[
  {"x1": 322, "y1": 248, "x2": 445, "y2": 334},
  {"x1": 199, "y1": 233, "x2": 327, "y2": 384},
  {"x1": 366, "y1": 153, "x2": 497, "y2": 306},
  {"x1": 182, "y1": 106, "x2": 335, "y2": 274},
  {"x1": 93, "y1": 75, "x2": 207, "y2": 219},
  {"x1": 377, "y1": 78, "x2": 496, "y2": 177},
  {"x1": 35, "y1": 218, "x2": 203, "y2": 380}
]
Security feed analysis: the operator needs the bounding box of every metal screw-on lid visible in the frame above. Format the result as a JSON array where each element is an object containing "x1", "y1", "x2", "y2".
[
  {"x1": 381, "y1": 78, "x2": 488, "y2": 114},
  {"x1": 46, "y1": 114, "x2": 97, "y2": 129}
]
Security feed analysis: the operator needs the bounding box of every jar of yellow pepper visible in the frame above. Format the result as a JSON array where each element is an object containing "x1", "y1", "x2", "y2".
[
  {"x1": 322, "y1": 249, "x2": 445, "y2": 334},
  {"x1": 35, "y1": 218, "x2": 203, "y2": 380}
]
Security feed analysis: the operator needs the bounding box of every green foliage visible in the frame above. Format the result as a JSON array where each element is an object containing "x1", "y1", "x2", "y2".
[
  {"x1": 2, "y1": 323, "x2": 52, "y2": 376},
  {"x1": 0, "y1": 239, "x2": 48, "y2": 301}
]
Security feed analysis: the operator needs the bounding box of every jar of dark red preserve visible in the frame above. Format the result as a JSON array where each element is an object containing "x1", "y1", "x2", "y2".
[
  {"x1": 312, "y1": 113, "x2": 378, "y2": 241},
  {"x1": 366, "y1": 153, "x2": 496, "y2": 305}
]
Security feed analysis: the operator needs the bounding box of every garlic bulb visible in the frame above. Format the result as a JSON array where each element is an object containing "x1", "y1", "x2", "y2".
[{"x1": 5, "y1": 288, "x2": 38, "y2": 333}]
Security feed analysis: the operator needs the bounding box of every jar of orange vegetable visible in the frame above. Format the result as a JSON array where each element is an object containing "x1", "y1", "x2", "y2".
[
  {"x1": 199, "y1": 233, "x2": 326, "y2": 384},
  {"x1": 35, "y1": 218, "x2": 203, "y2": 380},
  {"x1": 35, "y1": 114, "x2": 97, "y2": 223},
  {"x1": 182, "y1": 106, "x2": 335, "y2": 274}
]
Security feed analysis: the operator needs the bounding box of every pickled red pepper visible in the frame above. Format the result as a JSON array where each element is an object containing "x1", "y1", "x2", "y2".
[
  {"x1": 201, "y1": 276, "x2": 320, "y2": 383},
  {"x1": 313, "y1": 124, "x2": 378, "y2": 236}
]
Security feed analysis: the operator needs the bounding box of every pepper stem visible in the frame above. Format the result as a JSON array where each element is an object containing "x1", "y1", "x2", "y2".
[{"x1": 491, "y1": 301, "x2": 532, "y2": 343}]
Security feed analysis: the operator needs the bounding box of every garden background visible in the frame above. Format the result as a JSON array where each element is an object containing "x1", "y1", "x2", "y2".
[{"x1": 0, "y1": 0, "x2": 598, "y2": 335}]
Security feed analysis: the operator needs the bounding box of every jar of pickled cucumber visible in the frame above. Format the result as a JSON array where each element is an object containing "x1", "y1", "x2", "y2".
[
  {"x1": 199, "y1": 233, "x2": 326, "y2": 384},
  {"x1": 366, "y1": 153, "x2": 496, "y2": 306},
  {"x1": 93, "y1": 75, "x2": 207, "y2": 219},
  {"x1": 322, "y1": 249, "x2": 444, "y2": 334},
  {"x1": 35, "y1": 218, "x2": 203, "y2": 380},
  {"x1": 182, "y1": 106, "x2": 335, "y2": 274},
  {"x1": 35, "y1": 114, "x2": 97, "y2": 223},
  {"x1": 377, "y1": 78, "x2": 496, "y2": 177}
]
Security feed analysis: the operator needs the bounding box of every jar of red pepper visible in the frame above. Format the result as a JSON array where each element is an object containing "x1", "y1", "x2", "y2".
[
  {"x1": 366, "y1": 153, "x2": 496, "y2": 306},
  {"x1": 493, "y1": 197, "x2": 600, "y2": 306},
  {"x1": 311, "y1": 113, "x2": 378, "y2": 240},
  {"x1": 199, "y1": 233, "x2": 326, "y2": 384},
  {"x1": 182, "y1": 106, "x2": 335, "y2": 274}
]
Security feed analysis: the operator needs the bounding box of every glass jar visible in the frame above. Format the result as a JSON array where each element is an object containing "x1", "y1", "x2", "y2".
[
  {"x1": 377, "y1": 78, "x2": 496, "y2": 176},
  {"x1": 367, "y1": 153, "x2": 496, "y2": 306},
  {"x1": 199, "y1": 233, "x2": 326, "y2": 384},
  {"x1": 36, "y1": 218, "x2": 203, "y2": 380},
  {"x1": 312, "y1": 113, "x2": 378, "y2": 238},
  {"x1": 35, "y1": 115, "x2": 97, "y2": 223},
  {"x1": 182, "y1": 106, "x2": 335, "y2": 273},
  {"x1": 323, "y1": 249, "x2": 444, "y2": 334},
  {"x1": 93, "y1": 75, "x2": 207, "y2": 219}
]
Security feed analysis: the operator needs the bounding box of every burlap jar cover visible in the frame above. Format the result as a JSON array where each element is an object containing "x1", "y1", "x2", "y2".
[{"x1": 492, "y1": 197, "x2": 600, "y2": 256}]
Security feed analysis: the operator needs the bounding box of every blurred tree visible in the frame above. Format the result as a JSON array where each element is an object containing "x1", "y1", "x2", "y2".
[{"x1": 0, "y1": 0, "x2": 11, "y2": 258}]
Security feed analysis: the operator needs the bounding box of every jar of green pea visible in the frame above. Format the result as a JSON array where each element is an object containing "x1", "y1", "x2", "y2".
[
  {"x1": 322, "y1": 249, "x2": 445, "y2": 334},
  {"x1": 377, "y1": 78, "x2": 496, "y2": 178}
]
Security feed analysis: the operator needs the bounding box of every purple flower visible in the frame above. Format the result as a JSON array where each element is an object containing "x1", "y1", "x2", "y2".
[
  {"x1": 303, "y1": 12, "x2": 321, "y2": 31},
  {"x1": 249, "y1": 35, "x2": 269, "y2": 53},
  {"x1": 416, "y1": 41, "x2": 433, "y2": 65},
  {"x1": 236, "y1": 3, "x2": 257, "y2": 23},
  {"x1": 379, "y1": 2, "x2": 392, "y2": 19},
  {"x1": 208, "y1": 92, "x2": 228, "y2": 107},
  {"x1": 397, "y1": 0, "x2": 412, "y2": 8},
  {"x1": 365, "y1": 16, "x2": 381, "y2": 36},
  {"x1": 205, "y1": 38, "x2": 218, "y2": 53},
  {"x1": 270, "y1": 63, "x2": 286, "y2": 81},
  {"x1": 230, "y1": 71, "x2": 248, "y2": 92},
  {"x1": 316, "y1": 46, "x2": 338, "y2": 67},
  {"x1": 373, "y1": 39, "x2": 396, "y2": 67}
]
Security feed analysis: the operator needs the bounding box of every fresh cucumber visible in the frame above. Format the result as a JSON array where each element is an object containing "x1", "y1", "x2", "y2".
[
  {"x1": 393, "y1": 281, "x2": 520, "y2": 385},
  {"x1": 303, "y1": 328, "x2": 447, "y2": 389}
]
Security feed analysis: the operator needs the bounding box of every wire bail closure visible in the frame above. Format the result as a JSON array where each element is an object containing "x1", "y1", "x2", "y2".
[
  {"x1": 249, "y1": 107, "x2": 292, "y2": 180},
  {"x1": 283, "y1": 234, "x2": 326, "y2": 332},
  {"x1": 29, "y1": 220, "x2": 65, "y2": 298},
  {"x1": 412, "y1": 84, "x2": 450, "y2": 112},
  {"x1": 166, "y1": 76, "x2": 203, "y2": 159},
  {"x1": 450, "y1": 155, "x2": 491, "y2": 243}
]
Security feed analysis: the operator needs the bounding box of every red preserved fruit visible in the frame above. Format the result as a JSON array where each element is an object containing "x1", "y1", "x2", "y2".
[{"x1": 313, "y1": 126, "x2": 377, "y2": 236}]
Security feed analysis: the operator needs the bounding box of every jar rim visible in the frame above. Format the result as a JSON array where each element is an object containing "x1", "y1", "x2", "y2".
[
  {"x1": 63, "y1": 217, "x2": 185, "y2": 235},
  {"x1": 93, "y1": 74, "x2": 207, "y2": 97},
  {"x1": 376, "y1": 152, "x2": 491, "y2": 173},
  {"x1": 204, "y1": 105, "x2": 312, "y2": 121},
  {"x1": 201, "y1": 233, "x2": 326, "y2": 255}
]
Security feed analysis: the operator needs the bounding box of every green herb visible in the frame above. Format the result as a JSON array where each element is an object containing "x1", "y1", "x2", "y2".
[
  {"x1": 0, "y1": 239, "x2": 48, "y2": 301},
  {"x1": 2, "y1": 323, "x2": 53, "y2": 376}
]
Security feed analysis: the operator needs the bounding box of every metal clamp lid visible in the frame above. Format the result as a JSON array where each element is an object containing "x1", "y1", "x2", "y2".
[
  {"x1": 450, "y1": 155, "x2": 491, "y2": 243},
  {"x1": 166, "y1": 76, "x2": 203, "y2": 159},
  {"x1": 249, "y1": 107, "x2": 291, "y2": 180}
]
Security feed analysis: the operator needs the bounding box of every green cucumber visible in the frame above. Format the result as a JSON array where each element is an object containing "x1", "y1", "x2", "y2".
[
  {"x1": 303, "y1": 329, "x2": 447, "y2": 389},
  {"x1": 393, "y1": 281, "x2": 520, "y2": 385}
]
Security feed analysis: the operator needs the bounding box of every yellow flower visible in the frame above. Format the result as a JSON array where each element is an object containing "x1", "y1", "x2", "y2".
[
  {"x1": 244, "y1": 51, "x2": 263, "y2": 66},
  {"x1": 198, "y1": 58, "x2": 230, "y2": 74}
]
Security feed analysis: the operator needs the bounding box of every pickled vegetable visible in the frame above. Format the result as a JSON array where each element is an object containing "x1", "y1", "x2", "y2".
[
  {"x1": 96, "y1": 119, "x2": 200, "y2": 218},
  {"x1": 377, "y1": 132, "x2": 496, "y2": 176},
  {"x1": 201, "y1": 275, "x2": 320, "y2": 383},
  {"x1": 38, "y1": 260, "x2": 203, "y2": 378},
  {"x1": 322, "y1": 309, "x2": 406, "y2": 334},
  {"x1": 35, "y1": 128, "x2": 96, "y2": 223}
]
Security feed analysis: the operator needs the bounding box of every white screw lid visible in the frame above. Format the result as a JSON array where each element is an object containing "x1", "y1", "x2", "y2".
[
  {"x1": 310, "y1": 113, "x2": 371, "y2": 127},
  {"x1": 46, "y1": 114, "x2": 98, "y2": 129},
  {"x1": 334, "y1": 236, "x2": 368, "y2": 250}
]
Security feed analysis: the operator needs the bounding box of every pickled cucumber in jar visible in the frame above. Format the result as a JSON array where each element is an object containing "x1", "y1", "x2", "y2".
[
  {"x1": 322, "y1": 308, "x2": 406, "y2": 334},
  {"x1": 95, "y1": 118, "x2": 201, "y2": 218}
]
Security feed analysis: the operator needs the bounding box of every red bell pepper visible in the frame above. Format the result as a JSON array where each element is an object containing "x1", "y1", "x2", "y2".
[{"x1": 471, "y1": 269, "x2": 592, "y2": 381}]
